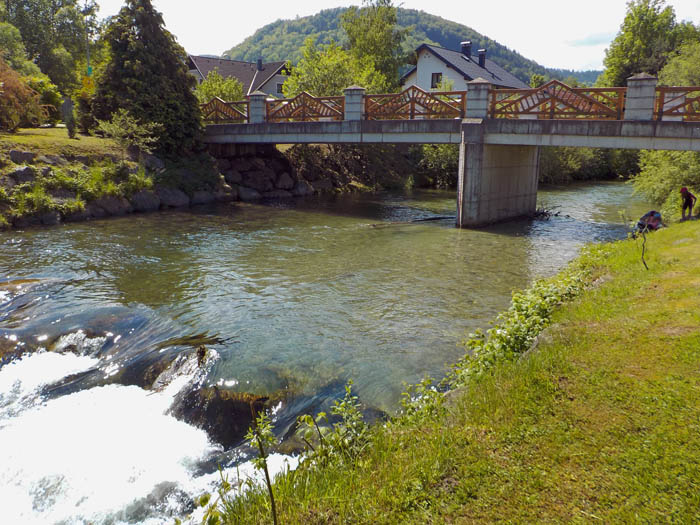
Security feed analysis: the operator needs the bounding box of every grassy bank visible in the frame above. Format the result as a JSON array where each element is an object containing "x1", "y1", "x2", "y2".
[{"x1": 205, "y1": 221, "x2": 700, "y2": 523}]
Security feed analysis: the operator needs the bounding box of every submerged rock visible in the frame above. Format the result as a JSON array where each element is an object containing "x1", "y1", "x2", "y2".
[
  {"x1": 92, "y1": 196, "x2": 133, "y2": 216},
  {"x1": 238, "y1": 186, "x2": 262, "y2": 201},
  {"x1": 262, "y1": 190, "x2": 293, "y2": 199},
  {"x1": 170, "y1": 387, "x2": 269, "y2": 448}
]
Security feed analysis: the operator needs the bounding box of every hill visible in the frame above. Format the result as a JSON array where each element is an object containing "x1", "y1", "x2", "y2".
[{"x1": 222, "y1": 8, "x2": 601, "y2": 85}]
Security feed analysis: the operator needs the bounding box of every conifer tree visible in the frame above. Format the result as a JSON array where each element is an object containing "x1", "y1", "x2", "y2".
[{"x1": 93, "y1": 0, "x2": 201, "y2": 157}]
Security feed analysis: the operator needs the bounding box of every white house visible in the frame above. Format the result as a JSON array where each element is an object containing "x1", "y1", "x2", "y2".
[
  {"x1": 187, "y1": 55, "x2": 290, "y2": 98},
  {"x1": 400, "y1": 41, "x2": 529, "y2": 91}
]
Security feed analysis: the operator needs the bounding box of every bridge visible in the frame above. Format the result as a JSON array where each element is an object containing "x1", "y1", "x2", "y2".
[{"x1": 202, "y1": 74, "x2": 700, "y2": 226}]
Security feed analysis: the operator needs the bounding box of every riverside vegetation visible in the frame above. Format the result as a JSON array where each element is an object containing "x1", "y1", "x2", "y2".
[{"x1": 194, "y1": 221, "x2": 700, "y2": 523}]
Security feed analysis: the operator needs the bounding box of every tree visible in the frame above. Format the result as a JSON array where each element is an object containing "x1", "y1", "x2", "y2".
[
  {"x1": 93, "y1": 0, "x2": 201, "y2": 157},
  {"x1": 0, "y1": 56, "x2": 43, "y2": 131},
  {"x1": 282, "y1": 37, "x2": 389, "y2": 97},
  {"x1": 194, "y1": 68, "x2": 244, "y2": 104},
  {"x1": 598, "y1": 0, "x2": 699, "y2": 86},
  {"x1": 2, "y1": 0, "x2": 99, "y2": 91},
  {"x1": 0, "y1": 21, "x2": 40, "y2": 76},
  {"x1": 529, "y1": 73, "x2": 547, "y2": 88},
  {"x1": 97, "y1": 109, "x2": 162, "y2": 161},
  {"x1": 341, "y1": 0, "x2": 408, "y2": 90},
  {"x1": 658, "y1": 41, "x2": 700, "y2": 85}
]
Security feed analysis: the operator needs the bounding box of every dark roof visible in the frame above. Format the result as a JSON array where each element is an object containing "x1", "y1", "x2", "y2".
[
  {"x1": 402, "y1": 44, "x2": 529, "y2": 89},
  {"x1": 188, "y1": 55, "x2": 287, "y2": 95}
]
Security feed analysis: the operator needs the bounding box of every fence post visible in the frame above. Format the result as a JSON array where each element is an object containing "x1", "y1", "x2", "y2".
[
  {"x1": 344, "y1": 86, "x2": 366, "y2": 120},
  {"x1": 466, "y1": 78, "x2": 492, "y2": 118},
  {"x1": 624, "y1": 73, "x2": 657, "y2": 121},
  {"x1": 249, "y1": 91, "x2": 267, "y2": 123}
]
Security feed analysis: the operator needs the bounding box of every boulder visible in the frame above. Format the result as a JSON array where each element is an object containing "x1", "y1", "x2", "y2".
[
  {"x1": 0, "y1": 175, "x2": 16, "y2": 190},
  {"x1": 250, "y1": 157, "x2": 266, "y2": 169},
  {"x1": 267, "y1": 157, "x2": 287, "y2": 174},
  {"x1": 242, "y1": 170, "x2": 274, "y2": 192},
  {"x1": 231, "y1": 158, "x2": 253, "y2": 172},
  {"x1": 12, "y1": 214, "x2": 41, "y2": 228},
  {"x1": 223, "y1": 169, "x2": 242, "y2": 185},
  {"x1": 262, "y1": 190, "x2": 293, "y2": 199},
  {"x1": 92, "y1": 195, "x2": 133, "y2": 216},
  {"x1": 36, "y1": 154, "x2": 67, "y2": 166},
  {"x1": 49, "y1": 188, "x2": 76, "y2": 201},
  {"x1": 155, "y1": 186, "x2": 190, "y2": 208},
  {"x1": 85, "y1": 202, "x2": 107, "y2": 219},
  {"x1": 141, "y1": 153, "x2": 165, "y2": 172},
  {"x1": 292, "y1": 180, "x2": 315, "y2": 196},
  {"x1": 130, "y1": 190, "x2": 161, "y2": 212},
  {"x1": 238, "y1": 186, "x2": 262, "y2": 201},
  {"x1": 313, "y1": 179, "x2": 334, "y2": 192},
  {"x1": 217, "y1": 158, "x2": 231, "y2": 172},
  {"x1": 170, "y1": 387, "x2": 268, "y2": 448},
  {"x1": 40, "y1": 211, "x2": 61, "y2": 226},
  {"x1": 68, "y1": 155, "x2": 90, "y2": 166},
  {"x1": 9, "y1": 150, "x2": 37, "y2": 164},
  {"x1": 63, "y1": 208, "x2": 92, "y2": 223},
  {"x1": 8, "y1": 166, "x2": 36, "y2": 185},
  {"x1": 276, "y1": 172, "x2": 295, "y2": 190},
  {"x1": 191, "y1": 190, "x2": 215, "y2": 205},
  {"x1": 215, "y1": 184, "x2": 237, "y2": 202}
]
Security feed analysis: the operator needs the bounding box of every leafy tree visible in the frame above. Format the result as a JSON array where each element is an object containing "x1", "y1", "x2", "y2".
[
  {"x1": 194, "y1": 68, "x2": 244, "y2": 104},
  {"x1": 0, "y1": 21, "x2": 40, "y2": 76},
  {"x1": 0, "y1": 56, "x2": 42, "y2": 130},
  {"x1": 282, "y1": 37, "x2": 389, "y2": 97},
  {"x1": 2, "y1": 0, "x2": 100, "y2": 91},
  {"x1": 598, "y1": 0, "x2": 699, "y2": 86},
  {"x1": 633, "y1": 40, "x2": 700, "y2": 220},
  {"x1": 93, "y1": 0, "x2": 201, "y2": 157},
  {"x1": 658, "y1": 41, "x2": 700, "y2": 85},
  {"x1": 97, "y1": 109, "x2": 162, "y2": 161},
  {"x1": 26, "y1": 75, "x2": 62, "y2": 125},
  {"x1": 341, "y1": 0, "x2": 408, "y2": 89},
  {"x1": 529, "y1": 73, "x2": 547, "y2": 88}
]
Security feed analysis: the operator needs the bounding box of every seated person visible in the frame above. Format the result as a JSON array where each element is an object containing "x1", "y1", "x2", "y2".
[{"x1": 636, "y1": 210, "x2": 662, "y2": 232}]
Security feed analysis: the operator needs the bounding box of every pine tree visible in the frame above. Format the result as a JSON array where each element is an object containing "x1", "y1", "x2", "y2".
[{"x1": 93, "y1": 0, "x2": 201, "y2": 157}]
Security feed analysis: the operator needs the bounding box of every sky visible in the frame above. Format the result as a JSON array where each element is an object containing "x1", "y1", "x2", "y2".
[{"x1": 96, "y1": 0, "x2": 700, "y2": 71}]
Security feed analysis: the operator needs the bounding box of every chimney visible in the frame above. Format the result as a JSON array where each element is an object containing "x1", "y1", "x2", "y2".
[
  {"x1": 478, "y1": 49, "x2": 486, "y2": 68},
  {"x1": 461, "y1": 40, "x2": 472, "y2": 57},
  {"x1": 256, "y1": 58, "x2": 263, "y2": 71}
]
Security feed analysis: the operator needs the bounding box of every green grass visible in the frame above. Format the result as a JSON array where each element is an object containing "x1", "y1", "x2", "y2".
[
  {"x1": 206, "y1": 222, "x2": 700, "y2": 524},
  {"x1": 0, "y1": 127, "x2": 123, "y2": 158}
]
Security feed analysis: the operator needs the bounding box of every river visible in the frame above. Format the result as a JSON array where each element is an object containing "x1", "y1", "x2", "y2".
[{"x1": 0, "y1": 182, "x2": 650, "y2": 523}]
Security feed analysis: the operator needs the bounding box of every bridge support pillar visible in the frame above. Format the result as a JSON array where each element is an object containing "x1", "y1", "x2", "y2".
[{"x1": 457, "y1": 138, "x2": 540, "y2": 227}]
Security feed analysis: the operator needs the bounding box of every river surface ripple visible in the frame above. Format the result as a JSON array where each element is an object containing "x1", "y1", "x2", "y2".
[{"x1": 0, "y1": 182, "x2": 650, "y2": 523}]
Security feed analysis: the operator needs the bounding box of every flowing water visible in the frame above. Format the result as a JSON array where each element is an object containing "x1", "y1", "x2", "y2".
[{"x1": 0, "y1": 182, "x2": 650, "y2": 523}]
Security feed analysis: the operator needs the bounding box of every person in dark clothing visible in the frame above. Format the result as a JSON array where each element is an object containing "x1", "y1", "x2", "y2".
[
  {"x1": 637, "y1": 210, "x2": 663, "y2": 232},
  {"x1": 681, "y1": 187, "x2": 696, "y2": 220}
]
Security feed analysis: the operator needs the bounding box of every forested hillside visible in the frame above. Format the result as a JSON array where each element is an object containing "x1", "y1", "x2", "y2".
[{"x1": 223, "y1": 8, "x2": 601, "y2": 85}]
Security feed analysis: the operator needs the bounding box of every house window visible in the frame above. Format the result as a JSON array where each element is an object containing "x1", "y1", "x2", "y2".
[
  {"x1": 431, "y1": 73, "x2": 442, "y2": 89},
  {"x1": 277, "y1": 83, "x2": 284, "y2": 94}
]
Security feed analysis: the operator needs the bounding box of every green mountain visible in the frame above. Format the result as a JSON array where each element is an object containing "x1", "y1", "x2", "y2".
[{"x1": 222, "y1": 8, "x2": 601, "y2": 86}]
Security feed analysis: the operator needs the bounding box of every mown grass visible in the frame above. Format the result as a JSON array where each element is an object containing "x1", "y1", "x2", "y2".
[
  {"x1": 209, "y1": 222, "x2": 700, "y2": 524},
  {"x1": 0, "y1": 127, "x2": 123, "y2": 158}
]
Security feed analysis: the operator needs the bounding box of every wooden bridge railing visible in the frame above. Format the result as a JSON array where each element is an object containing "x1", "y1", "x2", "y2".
[
  {"x1": 656, "y1": 87, "x2": 700, "y2": 121},
  {"x1": 201, "y1": 97, "x2": 248, "y2": 124},
  {"x1": 266, "y1": 92, "x2": 345, "y2": 122},
  {"x1": 490, "y1": 80, "x2": 626, "y2": 120},
  {"x1": 365, "y1": 86, "x2": 466, "y2": 120},
  {"x1": 201, "y1": 80, "x2": 700, "y2": 124}
]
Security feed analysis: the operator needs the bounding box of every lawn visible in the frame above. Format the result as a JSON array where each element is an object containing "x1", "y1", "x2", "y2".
[{"x1": 0, "y1": 127, "x2": 123, "y2": 158}]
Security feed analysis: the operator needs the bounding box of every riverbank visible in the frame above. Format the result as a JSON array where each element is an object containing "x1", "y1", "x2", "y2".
[{"x1": 206, "y1": 221, "x2": 700, "y2": 523}]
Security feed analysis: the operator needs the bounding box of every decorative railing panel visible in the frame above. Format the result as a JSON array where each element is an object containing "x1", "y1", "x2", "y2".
[
  {"x1": 365, "y1": 86, "x2": 466, "y2": 120},
  {"x1": 201, "y1": 97, "x2": 248, "y2": 123},
  {"x1": 266, "y1": 93, "x2": 344, "y2": 122},
  {"x1": 490, "y1": 80, "x2": 626, "y2": 120},
  {"x1": 656, "y1": 87, "x2": 700, "y2": 121}
]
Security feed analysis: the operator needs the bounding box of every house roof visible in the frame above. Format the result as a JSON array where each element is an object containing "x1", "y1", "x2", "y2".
[
  {"x1": 402, "y1": 44, "x2": 529, "y2": 89},
  {"x1": 188, "y1": 55, "x2": 287, "y2": 96}
]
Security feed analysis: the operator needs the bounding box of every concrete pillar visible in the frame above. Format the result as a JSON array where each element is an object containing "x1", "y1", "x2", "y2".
[
  {"x1": 344, "y1": 86, "x2": 366, "y2": 121},
  {"x1": 624, "y1": 73, "x2": 657, "y2": 121},
  {"x1": 457, "y1": 128, "x2": 539, "y2": 227},
  {"x1": 249, "y1": 91, "x2": 268, "y2": 123},
  {"x1": 466, "y1": 78, "x2": 492, "y2": 119}
]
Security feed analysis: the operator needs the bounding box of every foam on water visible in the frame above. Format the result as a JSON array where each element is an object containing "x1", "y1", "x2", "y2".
[{"x1": 0, "y1": 351, "x2": 297, "y2": 524}]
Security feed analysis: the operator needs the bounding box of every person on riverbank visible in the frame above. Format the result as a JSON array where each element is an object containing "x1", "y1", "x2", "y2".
[
  {"x1": 681, "y1": 187, "x2": 696, "y2": 220},
  {"x1": 636, "y1": 210, "x2": 663, "y2": 233}
]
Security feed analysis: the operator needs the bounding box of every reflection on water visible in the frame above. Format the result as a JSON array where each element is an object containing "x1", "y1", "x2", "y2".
[{"x1": 0, "y1": 181, "x2": 650, "y2": 523}]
